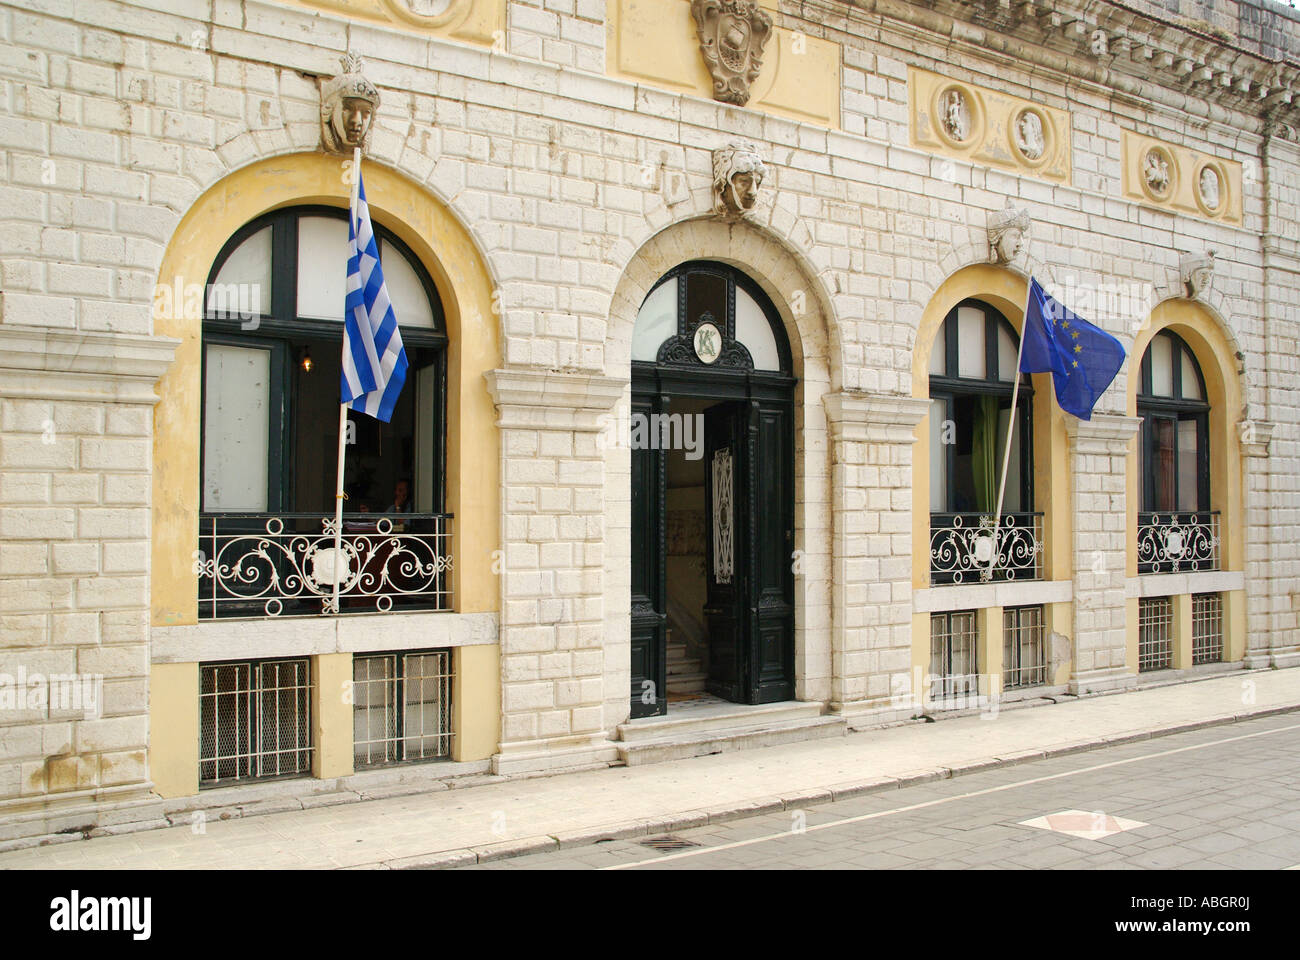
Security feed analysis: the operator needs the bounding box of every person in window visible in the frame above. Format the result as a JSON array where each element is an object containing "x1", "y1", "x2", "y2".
[{"x1": 385, "y1": 478, "x2": 414, "y2": 515}]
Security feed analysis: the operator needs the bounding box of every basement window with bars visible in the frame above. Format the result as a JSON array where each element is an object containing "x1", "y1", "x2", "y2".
[
  {"x1": 1138, "y1": 597, "x2": 1174, "y2": 672},
  {"x1": 1003, "y1": 605, "x2": 1047, "y2": 689},
  {"x1": 353, "y1": 651, "x2": 454, "y2": 769},
  {"x1": 200, "y1": 659, "x2": 313, "y2": 786},
  {"x1": 930, "y1": 610, "x2": 978, "y2": 701},
  {"x1": 1192, "y1": 593, "x2": 1225, "y2": 665}
]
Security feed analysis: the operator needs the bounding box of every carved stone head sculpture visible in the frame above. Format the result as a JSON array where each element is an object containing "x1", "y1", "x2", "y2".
[
  {"x1": 712, "y1": 141, "x2": 768, "y2": 217},
  {"x1": 988, "y1": 204, "x2": 1031, "y2": 264},
  {"x1": 1180, "y1": 250, "x2": 1216, "y2": 299},
  {"x1": 691, "y1": 0, "x2": 773, "y2": 106},
  {"x1": 320, "y1": 51, "x2": 381, "y2": 155}
]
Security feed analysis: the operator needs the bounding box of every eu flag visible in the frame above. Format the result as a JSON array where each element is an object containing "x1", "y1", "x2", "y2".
[{"x1": 1021, "y1": 277, "x2": 1126, "y2": 421}]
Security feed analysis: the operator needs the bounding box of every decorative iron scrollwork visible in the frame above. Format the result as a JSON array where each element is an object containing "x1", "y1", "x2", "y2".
[{"x1": 929, "y1": 513, "x2": 1044, "y2": 585}]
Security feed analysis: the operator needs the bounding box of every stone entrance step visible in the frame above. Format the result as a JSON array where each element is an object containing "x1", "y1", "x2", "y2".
[{"x1": 614, "y1": 700, "x2": 846, "y2": 766}]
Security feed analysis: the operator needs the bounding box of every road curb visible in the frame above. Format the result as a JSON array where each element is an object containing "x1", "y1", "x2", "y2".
[{"x1": 386, "y1": 700, "x2": 1300, "y2": 870}]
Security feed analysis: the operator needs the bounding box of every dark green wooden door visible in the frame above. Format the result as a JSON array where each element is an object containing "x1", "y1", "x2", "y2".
[
  {"x1": 628, "y1": 394, "x2": 667, "y2": 718},
  {"x1": 703, "y1": 401, "x2": 748, "y2": 702}
]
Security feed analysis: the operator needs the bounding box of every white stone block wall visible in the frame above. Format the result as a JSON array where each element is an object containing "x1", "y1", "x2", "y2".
[{"x1": 0, "y1": 0, "x2": 1294, "y2": 797}]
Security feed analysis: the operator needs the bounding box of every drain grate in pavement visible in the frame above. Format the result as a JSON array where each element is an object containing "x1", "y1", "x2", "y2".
[{"x1": 639, "y1": 835, "x2": 701, "y2": 851}]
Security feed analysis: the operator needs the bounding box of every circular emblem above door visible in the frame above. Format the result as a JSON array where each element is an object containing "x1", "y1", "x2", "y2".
[{"x1": 693, "y1": 321, "x2": 722, "y2": 364}]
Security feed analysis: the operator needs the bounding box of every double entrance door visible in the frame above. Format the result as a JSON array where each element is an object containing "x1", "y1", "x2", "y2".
[{"x1": 629, "y1": 376, "x2": 795, "y2": 719}]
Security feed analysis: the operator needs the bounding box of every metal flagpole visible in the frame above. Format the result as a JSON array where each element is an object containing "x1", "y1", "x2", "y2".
[
  {"x1": 331, "y1": 146, "x2": 363, "y2": 614},
  {"x1": 985, "y1": 277, "x2": 1034, "y2": 581}
]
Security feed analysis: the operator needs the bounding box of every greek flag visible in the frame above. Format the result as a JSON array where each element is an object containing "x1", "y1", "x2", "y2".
[{"x1": 341, "y1": 174, "x2": 407, "y2": 423}]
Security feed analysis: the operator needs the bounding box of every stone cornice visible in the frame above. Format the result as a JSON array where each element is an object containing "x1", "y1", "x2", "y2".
[
  {"x1": 823, "y1": 0, "x2": 1300, "y2": 136},
  {"x1": 1238, "y1": 419, "x2": 1275, "y2": 458},
  {"x1": 1066, "y1": 412, "x2": 1142, "y2": 453},
  {"x1": 0, "y1": 324, "x2": 178, "y2": 405},
  {"x1": 485, "y1": 368, "x2": 625, "y2": 432},
  {"x1": 824, "y1": 391, "x2": 931, "y2": 444}
]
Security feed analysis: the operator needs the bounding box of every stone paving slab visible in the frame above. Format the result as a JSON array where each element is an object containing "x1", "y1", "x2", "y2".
[{"x1": 0, "y1": 668, "x2": 1295, "y2": 870}]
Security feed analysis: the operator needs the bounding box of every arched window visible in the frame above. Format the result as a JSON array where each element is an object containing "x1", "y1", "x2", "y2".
[
  {"x1": 1137, "y1": 330, "x2": 1209, "y2": 514},
  {"x1": 928, "y1": 300, "x2": 1032, "y2": 515},
  {"x1": 200, "y1": 206, "x2": 447, "y2": 517},
  {"x1": 632, "y1": 260, "x2": 791, "y2": 374}
]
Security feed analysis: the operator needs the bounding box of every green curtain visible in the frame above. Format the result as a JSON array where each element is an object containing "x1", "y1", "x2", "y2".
[{"x1": 971, "y1": 396, "x2": 999, "y2": 515}]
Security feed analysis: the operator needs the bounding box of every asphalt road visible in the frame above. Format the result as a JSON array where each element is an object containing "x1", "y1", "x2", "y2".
[{"x1": 452, "y1": 713, "x2": 1300, "y2": 870}]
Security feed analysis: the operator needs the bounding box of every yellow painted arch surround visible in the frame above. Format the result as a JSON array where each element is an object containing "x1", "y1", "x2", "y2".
[{"x1": 151, "y1": 152, "x2": 500, "y2": 625}]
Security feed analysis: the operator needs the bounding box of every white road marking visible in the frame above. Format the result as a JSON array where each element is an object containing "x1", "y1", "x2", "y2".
[{"x1": 603, "y1": 720, "x2": 1300, "y2": 869}]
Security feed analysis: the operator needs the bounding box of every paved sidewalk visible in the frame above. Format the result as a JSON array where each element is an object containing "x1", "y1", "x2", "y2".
[{"x1": 2, "y1": 668, "x2": 1296, "y2": 870}]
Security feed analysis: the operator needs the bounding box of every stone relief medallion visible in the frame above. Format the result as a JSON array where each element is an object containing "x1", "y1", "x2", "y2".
[
  {"x1": 1141, "y1": 147, "x2": 1174, "y2": 200},
  {"x1": 694, "y1": 320, "x2": 723, "y2": 364},
  {"x1": 1196, "y1": 163, "x2": 1224, "y2": 214},
  {"x1": 381, "y1": 0, "x2": 470, "y2": 28},
  {"x1": 690, "y1": 0, "x2": 774, "y2": 107},
  {"x1": 932, "y1": 84, "x2": 979, "y2": 147},
  {"x1": 1012, "y1": 108, "x2": 1046, "y2": 163}
]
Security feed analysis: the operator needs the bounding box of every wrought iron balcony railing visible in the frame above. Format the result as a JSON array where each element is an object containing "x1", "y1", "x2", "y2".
[
  {"x1": 198, "y1": 513, "x2": 453, "y2": 620},
  {"x1": 1137, "y1": 511, "x2": 1219, "y2": 575},
  {"x1": 930, "y1": 512, "x2": 1044, "y2": 585}
]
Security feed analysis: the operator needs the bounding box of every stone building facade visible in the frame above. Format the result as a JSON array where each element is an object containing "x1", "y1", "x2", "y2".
[{"x1": 0, "y1": 0, "x2": 1297, "y2": 844}]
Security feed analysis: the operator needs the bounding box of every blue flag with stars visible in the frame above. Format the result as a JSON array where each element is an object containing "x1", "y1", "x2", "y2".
[{"x1": 1021, "y1": 277, "x2": 1126, "y2": 421}]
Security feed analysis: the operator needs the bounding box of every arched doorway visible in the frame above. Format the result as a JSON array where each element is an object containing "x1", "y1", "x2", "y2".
[{"x1": 629, "y1": 261, "x2": 797, "y2": 718}]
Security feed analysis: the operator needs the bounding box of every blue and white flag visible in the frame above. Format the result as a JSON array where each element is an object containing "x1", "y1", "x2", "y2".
[
  {"x1": 342, "y1": 174, "x2": 407, "y2": 423},
  {"x1": 1021, "y1": 277, "x2": 1126, "y2": 421}
]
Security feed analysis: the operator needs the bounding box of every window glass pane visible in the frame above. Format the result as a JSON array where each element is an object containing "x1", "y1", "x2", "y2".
[
  {"x1": 735, "y1": 286, "x2": 781, "y2": 371},
  {"x1": 1180, "y1": 349, "x2": 1203, "y2": 400},
  {"x1": 1149, "y1": 333, "x2": 1174, "y2": 397},
  {"x1": 685, "y1": 270, "x2": 726, "y2": 332},
  {"x1": 996, "y1": 404, "x2": 1023, "y2": 513},
  {"x1": 1178, "y1": 419, "x2": 1200, "y2": 512},
  {"x1": 414, "y1": 363, "x2": 437, "y2": 512},
  {"x1": 297, "y1": 215, "x2": 349, "y2": 321},
  {"x1": 930, "y1": 398, "x2": 947, "y2": 512},
  {"x1": 997, "y1": 323, "x2": 1018, "y2": 382},
  {"x1": 1151, "y1": 417, "x2": 1176, "y2": 511},
  {"x1": 929, "y1": 320, "x2": 946, "y2": 376},
  {"x1": 380, "y1": 240, "x2": 436, "y2": 330},
  {"x1": 631, "y1": 277, "x2": 677, "y2": 362},
  {"x1": 203, "y1": 344, "x2": 270, "y2": 511},
  {"x1": 208, "y1": 226, "x2": 270, "y2": 318},
  {"x1": 956, "y1": 306, "x2": 986, "y2": 379}
]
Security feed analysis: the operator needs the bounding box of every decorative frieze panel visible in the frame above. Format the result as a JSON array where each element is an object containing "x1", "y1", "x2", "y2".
[
  {"x1": 1121, "y1": 131, "x2": 1243, "y2": 225},
  {"x1": 908, "y1": 68, "x2": 1072, "y2": 184},
  {"x1": 267, "y1": 0, "x2": 503, "y2": 45},
  {"x1": 607, "y1": 0, "x2": 841, "y2": 128}
]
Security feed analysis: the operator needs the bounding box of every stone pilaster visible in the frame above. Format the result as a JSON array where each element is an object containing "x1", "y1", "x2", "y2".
[
  {"x1": 484, "y1": 369, "x2": 623, "y2": 776},
  {"x1": 822, "y1": 392, "x2": 930, "y2": 720},
  {"x1": 0, "y1": 325, "x2": 175, "y2": 842},
  {"x1": 1066, "y1": 414, "x2": 1142, "y2": 694},
  {"x1": 1239, "y1": 420, "x2": 1294, "y2": 667}
]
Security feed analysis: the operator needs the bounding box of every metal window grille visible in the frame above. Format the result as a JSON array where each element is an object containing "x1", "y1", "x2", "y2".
[
  {"x1": 1003, "y1": 605, "x2": 1047, "y2": 688},
  {"x1": 930, "y1": 611, "x2": 978, "y2": 701},
  {"x1": 353, "y1": 651, "x2": 454, "y2": 769},
  {"x1": 1192, "y1": 593, "x2": 1224, "y2": 665},
  {"x1": 200, "y1": 659, "x2": 313, "y2": 786},
  {"x1": 1138, "y1": 597, "x2": 1174, "y2": 672}
]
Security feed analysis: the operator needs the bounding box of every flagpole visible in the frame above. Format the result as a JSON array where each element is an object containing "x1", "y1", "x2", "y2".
[
  {"x1": 331, "y1": 146, "x2": 363, "y2": 614},
  {"x1": 986, "y1": 278, "x2": 1033, "y2": 580}
]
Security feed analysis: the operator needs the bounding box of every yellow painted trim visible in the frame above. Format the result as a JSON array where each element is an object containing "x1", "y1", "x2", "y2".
[
  {"x1": 1121, "y1": 130, "x2": 1243, "y2": 225},
  {"x1": 977, "y1": 605, "x2": 1003, "y2": 699},
  {"x1": 606, "y1": 0, "x2": 841, "y2": 128},
  {"x1": 151, "y1": 152, "x2": 500, "y2": 625},
  {"x1": 453, "y1": 643, "x2": 499, "y2": 761},
  {"x1": 149, "y1": 662, "x2": 200, "y2": 799},
  {"x1": 910, "y1": 266, "x2": 1072, "y2": 677},
  {"x1": 259, "y1": 0, "x2": 504, "y2": 45},
  {"x1": 312, "y1": 653, "x2": 354, "y2": 779},
  {"x1": 1224, "y1": 589, "x2": 1247, "y2": 662},
  {"x1": 1047, "y1": 601, "x2": 1073, "y2": 685},
  {"x1": 908, "y1": 68, "x2": 1072, "y2": 184}
]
